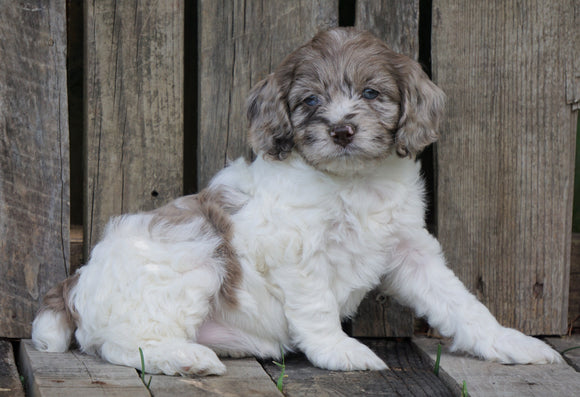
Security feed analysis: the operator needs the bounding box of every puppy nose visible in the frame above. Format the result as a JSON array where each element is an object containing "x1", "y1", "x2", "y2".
[{"x1": 330, "y1": 125, "x2": 355, "y2": 147}]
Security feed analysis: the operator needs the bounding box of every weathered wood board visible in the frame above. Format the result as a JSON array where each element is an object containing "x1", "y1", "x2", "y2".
[
  {"x1": 414, "y1": 336, "x2": 580, "y2": 396},
  {"x1": 19, "y1": 340, "x2": 149, "y2": 397},
  {"x1": 261, "y1": 339, "x2": 452, "y2": 396},
  {"x1": 84, "y1": 0, "x2": 184, "y2": 252},
  {"x1": 356, "y1": 0, "x2": 419, "y2": 58},
  {"x1": 150, "y1": 358, "x2": 283, "y2": 397},
  {"x1": 196, "y1": 0, "x2": 338, "y2": 189},
  {"x1": 0, "y1": 340, "x2": 24, "y2": 396},
  {"x1": 432, "y1": 0, "x2": 579, "y2": 335},
  {"x1": 569, "y1": 234, "x2": 580, "y2": 331},
  {"x1": 350, "y1": 0, "x2": 420, "y2": 338},
  {"x1": 0, "y1": 1, "x2": 70, "y2": 338},
  {"x1": 546, "y1": 336, "x2": 580, "y2": 372}
]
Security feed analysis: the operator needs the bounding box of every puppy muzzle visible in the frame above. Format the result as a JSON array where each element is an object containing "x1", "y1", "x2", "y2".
[{"x1": 330, "y1": 124, "x2": 356, "y2": 147}]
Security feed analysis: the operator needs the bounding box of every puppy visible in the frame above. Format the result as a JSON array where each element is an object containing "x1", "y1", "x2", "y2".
[{"x1": 32, "y1": 28, "x2": 562, "y2": 375}]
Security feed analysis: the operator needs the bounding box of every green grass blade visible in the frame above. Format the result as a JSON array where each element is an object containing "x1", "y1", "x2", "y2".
[
  {"x1": 433, "y1": 343, "x2": 442, "y2": 376},
  {"x1": 138, "y1": 347, "x2": 152, "y2": 390},
  {"x1": 561, "y1": 345, "x2": 580, "y2": 354},
  {"x1": 461, "y1": 380, "x2": 469, "y2": 396}
]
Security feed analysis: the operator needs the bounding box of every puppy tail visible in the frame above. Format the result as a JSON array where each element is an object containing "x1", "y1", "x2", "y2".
[{"x1": 32, "y1": 273, "x2": 79, "y2": 352}]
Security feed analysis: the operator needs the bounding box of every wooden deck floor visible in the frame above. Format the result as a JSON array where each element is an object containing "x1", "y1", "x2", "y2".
[{"x1": 2, "y1": 336, "x2": 579, "y2": 396}]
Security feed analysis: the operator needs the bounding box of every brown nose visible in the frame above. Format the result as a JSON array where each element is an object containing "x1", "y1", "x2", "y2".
[{"x1": 330, "y1": 125, "x2": 355, "y2": 147}]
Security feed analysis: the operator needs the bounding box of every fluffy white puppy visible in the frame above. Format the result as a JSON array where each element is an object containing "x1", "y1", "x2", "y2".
[{"x1": 32, "y1": 28, "x2": 562, "y2": 375}]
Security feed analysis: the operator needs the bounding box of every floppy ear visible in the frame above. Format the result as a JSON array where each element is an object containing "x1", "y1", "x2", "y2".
[
  {"x1": 394, "y1": 58, "x2": 445, "y2": 157},
  {"x1": 246, "y1": 74, "x2": 294, "y2": 160}
]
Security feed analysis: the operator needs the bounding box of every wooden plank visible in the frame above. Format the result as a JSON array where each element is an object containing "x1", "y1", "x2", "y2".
[
  {"x1": 197, "y1": 0, "x2": 338, "y2": 189},
  {"x1": 0, "y1": 1, "x2": 70, "y2": 338},
  {"x1": 569, "y1": 234, "x2": 580, "y2": 331},
  {"x1": 414, "y1": 336, "x2": 580, "y2": 397},
  {"x1": 356, "y1": 0, "x2": 419, "y2": 57},
  {"x1": 260, "y1": 339, "x2": 451, "y2": 396},
  {"x1": 18, "y1": 340, "x2": 149, "y2": 397},
  {"x1": 0, "y1": 340, "x2": 24, "y2": 396},
  {"x1": 432, "y1": 0, "x2": 577, "y2": 335},
  {"x1": 546, "y1": 336, "x2": 580, "y2": 372},
  {"x1": 150, "y1": 358, "x2": 282, "y2": 397},
  {"x1": 351, "y1": 292, "x2": 414, "y2": 337},
  {"x1": 84, "y1": 0, "x2": 184, "y2": 252},
  {"x1": 350, "y1": 0, "x2": 420, "y2": 338}
]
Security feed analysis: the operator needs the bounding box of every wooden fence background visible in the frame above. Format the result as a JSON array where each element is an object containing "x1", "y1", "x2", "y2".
[{"x1": 0, "y1": 0, "x2": 578, "y2": 339}]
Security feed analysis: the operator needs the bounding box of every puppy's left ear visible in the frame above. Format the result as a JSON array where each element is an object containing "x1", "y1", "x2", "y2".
[
  {"x1": 246, "y1": 74, "x2": 294, "y2": 160},
  {"x1": 394, "y1": 58, "x2": 445, "y2": 157}
]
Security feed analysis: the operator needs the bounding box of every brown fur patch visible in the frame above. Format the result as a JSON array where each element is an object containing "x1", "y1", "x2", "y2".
[
  {"x1": 148, "y1": 187, "x2": 243, "y2": 308},
  {"x1": 198, "y1": 188, "x2": 242, "y2": 308},
  {"x1": 38, "y1": 273, "x2": 80, "y2": 328}
]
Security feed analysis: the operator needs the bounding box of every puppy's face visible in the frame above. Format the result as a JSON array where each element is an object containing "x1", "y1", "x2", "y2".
[{"x1": 247, "y1": 28, "x2": 445, "y2": 171}]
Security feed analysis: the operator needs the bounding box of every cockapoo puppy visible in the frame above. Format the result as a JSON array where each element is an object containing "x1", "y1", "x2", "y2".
[{"x1": 32, "y1": 28, "x2": 562, "y2": 375}]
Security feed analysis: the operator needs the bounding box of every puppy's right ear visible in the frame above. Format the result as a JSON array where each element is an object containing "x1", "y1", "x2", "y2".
[{"x1": 247, "y1": 74, "x2": 294, "y2": 160}]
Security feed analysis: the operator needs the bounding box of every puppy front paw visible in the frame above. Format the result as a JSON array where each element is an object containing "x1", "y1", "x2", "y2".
[
  {"x1": 307, "y1": 337, "x2": 388, "y2": 371},
  {"x1": 473, "y1": 327, "x2": 563, "y2": 365}
]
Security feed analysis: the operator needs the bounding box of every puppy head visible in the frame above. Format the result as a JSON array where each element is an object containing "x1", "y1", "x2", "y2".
[{"x1": 247, "y1": 28, "x2": 445, "y2": 170}]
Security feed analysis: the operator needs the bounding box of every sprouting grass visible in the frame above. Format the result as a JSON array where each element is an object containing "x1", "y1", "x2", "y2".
[
  {"x1": 433, "y1": 342, "x2": 442, "y2": 376},
  {"x1": 138, "y1": 347, "x2": 153, "y2": 390},
  {"x1": 432, "y1": 342, "x2": 468, "y2": 396},
  {"x1": 461, "y1": 380, "x2": 469, "y2": 396},
  {"x1": 561, "y1": 345, "x2": 580, "y2": 354},
  {"x1": 272, "y1": 347, "x2": 287, "y2": 392}
]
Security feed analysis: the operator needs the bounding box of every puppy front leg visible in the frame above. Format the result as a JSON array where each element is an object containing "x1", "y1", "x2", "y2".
[
  {"x1": 282, "y1": 275, "x2": 388, "y2": 371},
  {"x1": 381, "y1": 230, "x2": 562, "y2": 364}
]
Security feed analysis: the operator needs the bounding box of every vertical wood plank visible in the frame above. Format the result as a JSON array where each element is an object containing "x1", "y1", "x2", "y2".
[
  {"x1": 570, "y1": 234, "x2": 580, "y2": 331},
  {"x1": 84, "y1": 1, "x2": 184, "y2": 251},
  {"x1": 0, "y1": 1, "x2": 70, "y2": 338},
  {"x1": 0, "y1": 341, "x2": 25, "y2": 396},
  {"x1": 197, "y1": 0, "x2": 338, "y2": 189},
  {"x1": 356, "y1": 0, "x2": 419, "y2": 57},
  {"x1": 432, "y1": 0, "x2": 578, "y2": 335},
  {"x1": 351, "y1": 0, "x2": 420, "y2": 337}
]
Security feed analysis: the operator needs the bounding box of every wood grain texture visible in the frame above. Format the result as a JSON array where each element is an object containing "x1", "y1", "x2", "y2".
[
  {"x1": 196, "y1": 0, "x2": 338, "y2": 189},
  {"x1": 432, "y1": 0, "x2": 578, "y2": 335},
  {"x1": 84, "y1": 0, "x2": 184, "y2": 252},
  {"x1": 569, "y1": 234, "x2": 580, "y2": 331},
  {"x1": 0, "y1": 1, "x2": 70, "y2": 338},
  {"x1": 19, "y1": 340, "x2": 149, "y2": 397},
  {"x1": 261, "y1": 339, "x2": 452, "y2": 396},
  {"x1": 356, "y1": 0, "x2": 419, "y2": 58},
  {"x1": 150, "y1": 358, "x2": 283, "y2": 397},
  {"x1": 0, "y1": 340, "x2": 24, "y2": 396},
  {"x1": 351, "y1": 0, "x2": 420, "y2": 338},
  {"x1": 414, "y1": 336, "x2": 580, "y2": 396},
  {"x1": 545, "y1": 335, "x2": 580, "y2": 372},
  {"x1": 351, "y1": 293, "x2": 414, "y2": 337}
]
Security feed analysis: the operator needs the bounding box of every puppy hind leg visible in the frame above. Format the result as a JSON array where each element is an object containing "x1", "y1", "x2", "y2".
[{"x1": 100, "y1": 339, "x2": 226, "y2": 376}]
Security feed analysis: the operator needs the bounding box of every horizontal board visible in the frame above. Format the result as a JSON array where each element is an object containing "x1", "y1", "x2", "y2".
[
  {"x1": 19, "y1": 341, "x2": 149, "y2": 397},
  {"x1": 150, "y1": 358, "x2": 283, "y2": 397},
  {"x1": 414, "y1": 336, "x2": 580, "y2": 396}
]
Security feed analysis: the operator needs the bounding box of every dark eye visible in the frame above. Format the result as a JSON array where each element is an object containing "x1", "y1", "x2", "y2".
[
  {"x1": 303, "y1": 95, "x2": 320, "y2": 107},
  {"x1": 362, "y1": 88, "x2": 379, "y2": 100}
]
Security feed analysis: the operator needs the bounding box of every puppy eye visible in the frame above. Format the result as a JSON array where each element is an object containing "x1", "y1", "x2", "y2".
[
  {"x1": 303, "y1": 95, "x2": 320, "y2": 107},
  {"x1": 362, "y1": 88, "x2": 379, "y2": 100}
]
